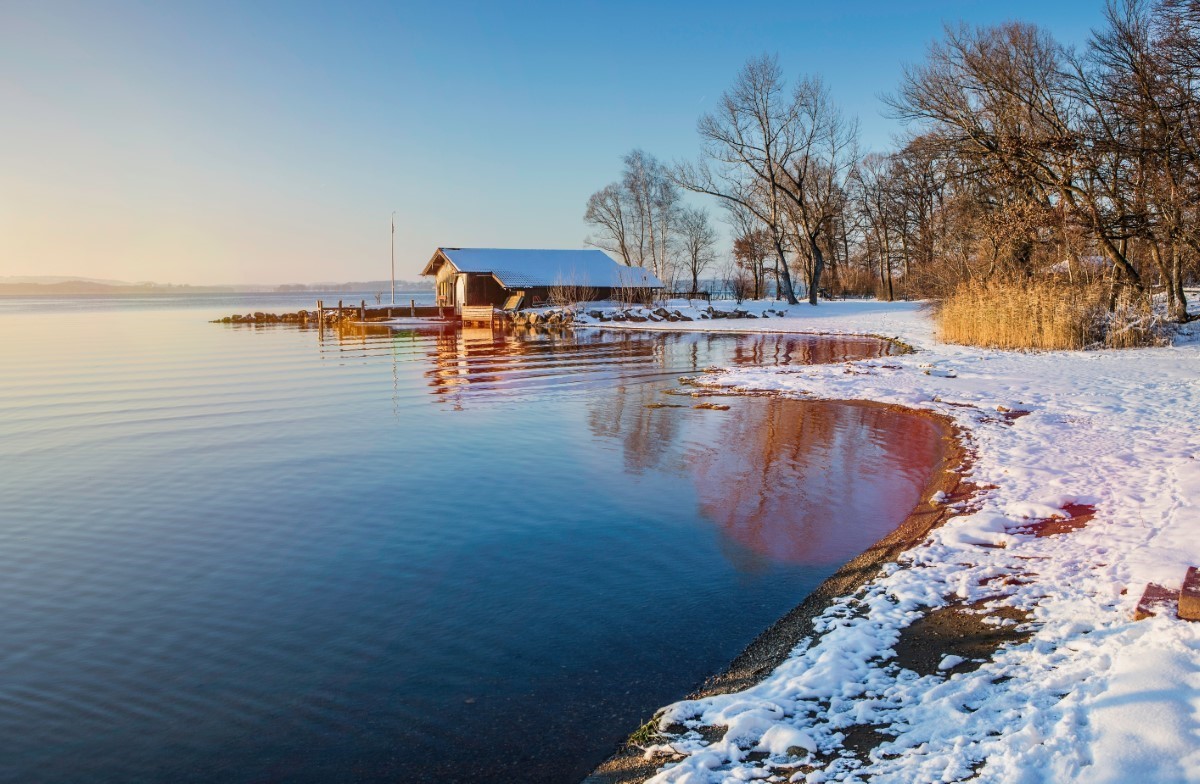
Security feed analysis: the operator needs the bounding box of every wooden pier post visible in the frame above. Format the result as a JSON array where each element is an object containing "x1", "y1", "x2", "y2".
[
  {"x1": 360, "y1": 299, "x2": 366, "y2": 322},
  {"x1": 410, "y1": 298, "x2": 415, "y2": 318}
]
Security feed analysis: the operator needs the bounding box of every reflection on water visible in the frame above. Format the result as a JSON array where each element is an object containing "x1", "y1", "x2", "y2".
[
  {"x1": 692, "y1": 399, "x2": 942, "y2": 565},
  {"x1": 340, "y1": 322, "x2": 890, "y2": 407},
  {"x1": 0, "y1": 310, "x2": 938, "y2": 784}
]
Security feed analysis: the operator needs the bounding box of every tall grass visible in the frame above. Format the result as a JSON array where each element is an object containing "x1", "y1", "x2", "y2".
[{"x1": 936, "y1": 279, "x2": 1162, "y2": 350}]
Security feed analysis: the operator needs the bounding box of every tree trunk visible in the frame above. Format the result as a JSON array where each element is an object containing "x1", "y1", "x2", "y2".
[
  {"x1": 774, "y1": 239, "x2": 799, "y2": 304},
  {"x1": 1149, "y1": 241, "x2": 1177, "y2": 319},
  {"x1": 1170, "y1": 242, "x2": 1189, "y2": 323},
  {"x1": 1061, "y1": 188, "x2": 1144, "y2": 290},
  {"x1": 807, "y1": 236, "x2": 823, "y2": 306}
]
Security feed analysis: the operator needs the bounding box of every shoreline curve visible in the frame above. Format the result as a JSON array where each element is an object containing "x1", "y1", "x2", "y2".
[{"x1": 582, "y1": 400, "x2": 971, "y2": 784}]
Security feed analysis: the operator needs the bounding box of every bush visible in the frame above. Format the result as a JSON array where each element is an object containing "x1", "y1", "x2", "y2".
[
  {"x1": 548, "y1": 277, "x2": 597, "y2": 308},
  {"x1": 831, "y1": 266, "x2": 879, "y2": 298},
  {"x1": 936, "y1": 279, "x2": 1163, "y2": 350}
]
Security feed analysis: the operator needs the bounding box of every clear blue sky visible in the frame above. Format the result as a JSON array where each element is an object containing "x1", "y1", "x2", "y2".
[{"x1": 1, "y1": 0, "x2": 1109, "y2": 285}]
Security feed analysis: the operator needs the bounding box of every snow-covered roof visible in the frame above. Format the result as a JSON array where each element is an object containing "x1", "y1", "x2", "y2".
[{"x1": 421, "y1": 248, "x2": 663, "y2": 289}]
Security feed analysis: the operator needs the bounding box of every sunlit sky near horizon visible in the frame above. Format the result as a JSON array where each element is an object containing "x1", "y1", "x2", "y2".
[{"x1": 3, "y1": 0, "x2": 1108, "y2": 286}]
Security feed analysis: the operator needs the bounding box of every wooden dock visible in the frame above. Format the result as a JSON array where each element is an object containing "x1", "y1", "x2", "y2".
[
  {"x1": 460, "y1": 305, "x2": 495, "y2": 325},
  {"x1": 316, "y1": 298, "x2": 450, "y2": 322}
]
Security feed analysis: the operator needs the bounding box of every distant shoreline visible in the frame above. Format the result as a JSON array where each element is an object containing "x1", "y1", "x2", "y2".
[{"x1": 0, "y1": 282, "x2": 432, "y2": 297}]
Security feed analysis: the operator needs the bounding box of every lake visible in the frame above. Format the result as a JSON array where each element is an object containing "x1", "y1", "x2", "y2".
[{"x1": 0, "y1": 296, "x2": 944, "y2": 783}]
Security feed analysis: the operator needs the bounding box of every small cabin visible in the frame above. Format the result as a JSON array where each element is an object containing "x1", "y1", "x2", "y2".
[{"x1": 420, "y1": 248, "x2": 663, "y2": 314}]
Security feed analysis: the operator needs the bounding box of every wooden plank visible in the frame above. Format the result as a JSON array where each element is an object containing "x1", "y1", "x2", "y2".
[
  {"x1": 1180, "y1": 566, "x2": 1200, "y2": 621},
  {"x1": 1133, "y1": 582, "x2": 1176, "y2": 621},
  {"x1": 461, "y1": 305, "x2": 494, "y2": 325}
]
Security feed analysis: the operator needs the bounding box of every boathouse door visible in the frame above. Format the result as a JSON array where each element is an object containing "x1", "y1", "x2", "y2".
[{"x1": 454, "y1": 274, "x2": 467, "y2": 315}]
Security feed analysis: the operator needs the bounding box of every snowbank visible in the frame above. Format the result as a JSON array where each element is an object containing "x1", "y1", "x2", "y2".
[{"x1": 596, "y1": 298, "x2": 1200, "y2": 783}]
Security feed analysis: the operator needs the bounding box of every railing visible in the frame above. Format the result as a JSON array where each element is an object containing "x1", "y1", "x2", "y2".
[
  {"x1": 316, "y1": 299, "x2": 447, "y2": 321},
  {"x1": 662, "y1": 291, "x2": 712, "y2": 301}
]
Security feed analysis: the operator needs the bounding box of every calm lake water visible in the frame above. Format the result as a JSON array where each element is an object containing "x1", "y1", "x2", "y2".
[{"x1": 0, "y1": 296, "x2": 944, "y2": 783}]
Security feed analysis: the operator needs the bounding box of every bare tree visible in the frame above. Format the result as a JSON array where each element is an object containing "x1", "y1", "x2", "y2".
[
  {"x1": 584, "y1": 184, "x2": 633, "y2": 266},
  {"x1": 676, "y1": 206, "x2": 718, "y2": 295},
  {"x1": 775, "y1": 76, "x2": 860, "y2": 304},
  {"x1": 722, "y1": 260, "x2": 754, "y2": 303},
  {"x1": 674, "y1": 55, "x2": 805, "y2": 304},
  {"x1": 584, "y1": 150, "x2": 681, "y2": 280},
  {"x1": 852, "y1": 153, "x2": 899, "y2": 300},
  {"x1": 890, "y1": 21, "x2": 1150, "y2": 291},
  {"x1": 591, "y1": 5, "x2": 1200, "y2": 327},
  {"x1": 731, "y1": 227, "x2": 773, "y2": 299},
  {"x1": 584, "y1": 152, "x2": 693, "y2": 299},
  {"x1": 623, "y1": 150, "x2": 681, "y2": 280},
  {"x1": 1075, "y1": 0, "x2": 1196, "y2": 320}
]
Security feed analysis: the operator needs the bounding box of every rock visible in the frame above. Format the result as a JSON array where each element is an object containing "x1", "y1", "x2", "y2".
[
  {"x1": 628, "y1": 315, "x2": 648, "y2": 322},
  {"x1": 666, "y1": 314, "x2": 680, "y2": 322},
  {"x1": 647, "y1": 313, "x2": 664, "y2": 322},
  {"x1": 588, "y1": 310, "x2": 602, "y2": 319},
  {"x1": 653, "y1": 307, "x2": 671, "y2": 318},
  {"x1": 612, "y1": 312, "x2": 627, "y2": 321}
]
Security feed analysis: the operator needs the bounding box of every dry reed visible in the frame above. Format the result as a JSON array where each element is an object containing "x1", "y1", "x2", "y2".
[{"x1": 936, "y1": 279, "x2": 1119, "y2": 350}]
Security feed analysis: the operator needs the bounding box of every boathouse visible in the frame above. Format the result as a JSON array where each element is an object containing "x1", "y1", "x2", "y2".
[{"x1": 420, "y1": 248, "x2": 663, "y2": 314}]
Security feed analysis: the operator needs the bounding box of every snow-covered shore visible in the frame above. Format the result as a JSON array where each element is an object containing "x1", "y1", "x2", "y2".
[{"x1": 581, "y1": 299, "x2": 1200, "y2": 783}]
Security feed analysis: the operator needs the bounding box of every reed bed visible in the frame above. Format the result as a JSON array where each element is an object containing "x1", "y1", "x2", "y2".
[{"x1": 936, "y1": 279, "x2": 1162, "y2": 350}]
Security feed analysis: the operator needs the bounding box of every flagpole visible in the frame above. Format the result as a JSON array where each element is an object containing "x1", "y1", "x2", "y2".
[{"x1": 390, "y1": 210, "x2": 396, "y2": 306}]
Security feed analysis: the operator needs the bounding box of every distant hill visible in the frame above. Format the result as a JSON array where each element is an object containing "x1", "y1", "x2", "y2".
[
  {"x1": 277, "y1": 280, "x2": 432, "y2": 293},
  {"x1": 0, "y1": 278, "x2": 433, "y2": 296},
  {"x1": 0, "y1": 280, "x2": 238, "y2": 296},
  {"x1": 0, "y1": 275, "x2": 135, "y2": 285}
]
